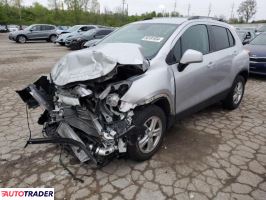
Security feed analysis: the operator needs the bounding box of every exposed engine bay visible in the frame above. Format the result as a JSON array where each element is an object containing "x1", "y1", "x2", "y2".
[{"x1": 16, "y1": 43, "x2": 149, "y2": 167}]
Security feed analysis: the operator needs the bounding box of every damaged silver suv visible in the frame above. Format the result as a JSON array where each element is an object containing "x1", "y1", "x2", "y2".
[{"x1": 17, "y1": 17, "x2": 249, "y2": 166}]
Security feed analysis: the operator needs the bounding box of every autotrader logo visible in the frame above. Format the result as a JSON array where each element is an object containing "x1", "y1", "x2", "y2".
[{"x1": 0, "y1": 188, "x2": 54, "y2": 200}]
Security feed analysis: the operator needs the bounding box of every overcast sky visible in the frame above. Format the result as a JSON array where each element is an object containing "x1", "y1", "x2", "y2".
[{"x1": 24, "y1": 0, "x2": 266, "y2": 20}]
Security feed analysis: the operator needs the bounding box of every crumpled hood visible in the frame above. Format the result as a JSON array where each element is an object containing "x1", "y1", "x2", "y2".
[{"x1": 51, "y1": 43, "x2": 147, "y2": 86}]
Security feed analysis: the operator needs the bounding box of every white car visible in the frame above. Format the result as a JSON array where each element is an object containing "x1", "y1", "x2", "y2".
[
  {"x1": 55, "y1": 25, "x2": 99, "y2": 46},
  {"x1": 8, "y1": 25, "x2": 19, "y2": 32}
]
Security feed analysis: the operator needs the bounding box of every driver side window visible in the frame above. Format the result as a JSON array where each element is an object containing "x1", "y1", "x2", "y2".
[
  {"x1": 170, "y1": 25, "x2": 209, "y2": 63},
  {"x1": 31, "y1": 25, "x2": 41, "y2": 31}
]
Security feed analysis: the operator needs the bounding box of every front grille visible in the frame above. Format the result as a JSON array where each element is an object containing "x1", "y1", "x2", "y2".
[{"x1": 250, "y1": 57, "x2": 266, "y2": 62}]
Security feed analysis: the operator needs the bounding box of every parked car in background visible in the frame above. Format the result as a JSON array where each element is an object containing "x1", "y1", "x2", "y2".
[
  {"x1": 8, "y1": 25, "x2": 19, "y2": 32},
  {"x1": 244, "y1": 33, "x2": 266, "y2": 75},
  {"x1": 56, "y1": 25, "x2": 71, "y2": 35},
  {"x1": 21, "y1": 25, "x2": 28, "y2": 30},
  {"x1": 17, "y1": 17, "x2": 249, "y2": 165},
  {"x1": 0, "y1": 25, "x2": 8, "y2": 33},
  {"x1": 55, "y1": 25, "x2": 100, "y2": 46},
  {"x1": 8, "y1": 24, "x2": 57, "y2": 43},
  {"x1": 83, "y1": 38, "x2": 101, "y2": 48},
  {"x1": 66, "y1": 28, "x2": 114, "y2": 50},
  {"x1": 236, "y1": 30, "x2": 255, "y2": 44},
  {"x1": 256, "y1": 25, "x2": 266, "y2": 35}
]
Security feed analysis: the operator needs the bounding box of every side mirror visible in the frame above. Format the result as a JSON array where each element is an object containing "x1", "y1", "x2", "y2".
[{"x1": 178, "y1": 49, "x2": 203, "y2": 72}]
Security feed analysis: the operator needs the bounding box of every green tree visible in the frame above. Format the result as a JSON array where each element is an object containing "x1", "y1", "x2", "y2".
[{"x1": 237, "y1": 0, "x2": 257, "y2": 23}]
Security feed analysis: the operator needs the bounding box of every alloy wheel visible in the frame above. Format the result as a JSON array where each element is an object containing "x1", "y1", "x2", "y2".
[
  {"x1": 18, "y1": 36, "x2": 26, "y2": 43},
  {"x1": 233, "y1": 81, "x2": 244, "y2": 105},
  {"x1": 138, "y1": 116, "x2": 163, "y2": 154},
  {"x1": 50, "y1": 35, "x2": 57, "y2": 43}
]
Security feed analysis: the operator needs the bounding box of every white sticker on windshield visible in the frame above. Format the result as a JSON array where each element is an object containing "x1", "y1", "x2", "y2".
[{"x1": 142, "y1": 36, "x2": 164, "y2": 43}]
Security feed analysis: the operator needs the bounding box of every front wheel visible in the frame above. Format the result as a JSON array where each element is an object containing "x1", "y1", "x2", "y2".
[
  {"x1": 223, "y1": 75, "x2": 245, "y2": 110},
  {"x1": 49, "y1": 35, "x2": 57, "y2": 43},
  {"x1": 128, "y1": 105, "x2": 166, "y2": 161},
  {"x1": 17, "y1": 35, "x2": 26, "y2": 43}
]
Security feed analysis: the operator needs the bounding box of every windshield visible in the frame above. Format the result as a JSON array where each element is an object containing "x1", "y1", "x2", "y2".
[
  {"x1": 250, "y1": 34, "x2": 266, "y2": 45},
  {"x1": 67, "y1": 25, "x2": 80, "y2": 33},
  {"x1": 99, "y1": 23, "x2": 178, "y2": 59}
]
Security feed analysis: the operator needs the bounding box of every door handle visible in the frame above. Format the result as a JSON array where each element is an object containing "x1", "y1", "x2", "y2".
[{"x1": 232, "y1": 50, "x2": 237, "y2": 55}]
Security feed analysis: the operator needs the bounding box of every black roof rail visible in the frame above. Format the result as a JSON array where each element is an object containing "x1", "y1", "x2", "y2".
[{"x1": 188, "y1": 16, "x2": 226, "y2": 22}]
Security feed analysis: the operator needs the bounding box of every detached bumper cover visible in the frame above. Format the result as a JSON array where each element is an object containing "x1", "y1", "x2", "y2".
[{"x1": 16, "y1": 76, "x2": 54, "y2": 110}]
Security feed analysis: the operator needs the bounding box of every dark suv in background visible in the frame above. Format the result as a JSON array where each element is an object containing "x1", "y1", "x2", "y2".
[
  {"x1": 65, "y1": 28, "x2": 114, "y2": 50},
  {"x1": 8, "y1": 24, "x2": 57, "y2": 43}
]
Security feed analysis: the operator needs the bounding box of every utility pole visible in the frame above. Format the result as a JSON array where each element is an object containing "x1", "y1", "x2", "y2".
[
  {"x1": 122, "y1": 0, "x2": 126, "y2": 15},
  {"x1": 187, "y1": 3, "x2": 191, "y2": 17},
  {"x1": 208, "y1": 3, "x2": 212, "y2": 17},
  {"x1": 173, "y1": 0, "x2": 177, "y2": 13},
  {"x1": 230, "y1": 2, "x2": 235, "y2": 19}
]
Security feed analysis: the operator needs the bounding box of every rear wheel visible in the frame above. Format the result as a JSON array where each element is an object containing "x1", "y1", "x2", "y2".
[
  {"x1": 17, "y1": 35, "x2": 26, "y2": 43},
  {"x1": 223, "y1": 75, "x2": 245, "y2": 110},
  {"x1": 128, "y1": 105, "x2": 166, "y2": 161}
]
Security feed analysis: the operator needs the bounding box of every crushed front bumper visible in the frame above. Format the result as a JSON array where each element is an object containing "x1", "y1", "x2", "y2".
[{"x1": 16, "y1": 76, "x2": 98, "y2": 164}]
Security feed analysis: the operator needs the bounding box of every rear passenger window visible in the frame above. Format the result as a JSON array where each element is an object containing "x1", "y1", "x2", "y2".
[
  {"x1": 42, "y1": 26, "x2": 54, "y2": 31},
  {"x1": 211, "y1": 26, "x2": 230, "y2": 50},
  {"x1": 181, "y1": 25, "x2": 209, "y2": 55},
  {"x1": 31, "y1": 25, "x2": 41, "y2": 31},
  {"x1": 227, "y1": 29, "x2": 235, "y2": 47}
]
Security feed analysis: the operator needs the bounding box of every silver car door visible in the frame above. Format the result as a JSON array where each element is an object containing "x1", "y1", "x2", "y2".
[
  {"x1": 206, "y1": 26, "x2": 238, "y2": 93},
  {"x1": 169, "y1": 24, "x2": 217, "y2": 114},
  {"x1": 27, "y1": 25, "x2": 42, "y2": 39}
]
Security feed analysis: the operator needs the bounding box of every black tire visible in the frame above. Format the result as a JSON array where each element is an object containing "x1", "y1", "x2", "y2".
[
  {"x1": 128, "y1": 105, "x2": 166, "y2": 161},
  {"x1": 49, "y1": 35, "x2": 57, "y2": 43},
  {"x1": 223, "y1": 75, "x2": 245, "y2": 110},
  {"x1": 16, "y1": 35, "x2": 26, "y2": 43}
]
